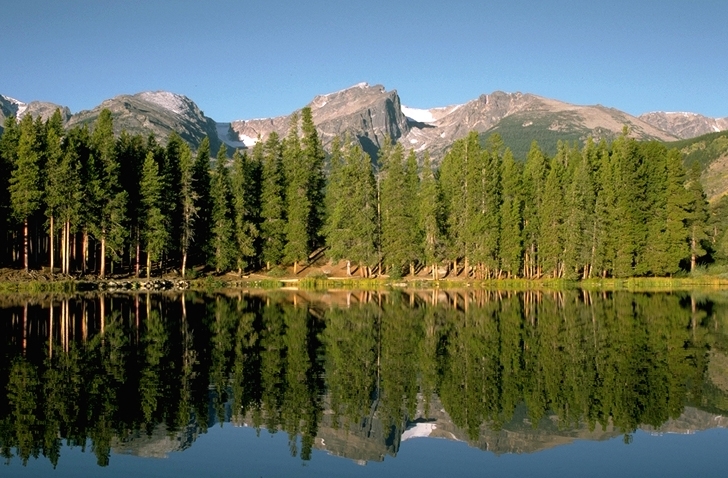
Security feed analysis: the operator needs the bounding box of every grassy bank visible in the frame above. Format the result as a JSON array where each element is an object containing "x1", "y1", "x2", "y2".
[{"x1": 3, "y1": 274, "x2": 728, "y2": 294}]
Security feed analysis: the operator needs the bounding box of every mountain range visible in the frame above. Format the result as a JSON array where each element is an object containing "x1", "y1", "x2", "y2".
[{"x1": 2, "y1": 83, "x2": 727, "y2": 163}]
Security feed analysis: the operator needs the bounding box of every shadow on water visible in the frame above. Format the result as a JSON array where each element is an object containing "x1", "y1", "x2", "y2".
[{"x1": 2, "y1": 289, "x2": 728, "y2": 468}]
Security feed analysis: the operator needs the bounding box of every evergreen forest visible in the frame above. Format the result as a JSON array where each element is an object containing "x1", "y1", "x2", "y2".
[{"x1": 1, "y1": 108, "x2": 725, "y2": 280}]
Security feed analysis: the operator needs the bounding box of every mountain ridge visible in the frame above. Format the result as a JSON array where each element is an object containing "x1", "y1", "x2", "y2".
[{"x1": 3, "y1": 84, "x2": 727, "y2": 160}]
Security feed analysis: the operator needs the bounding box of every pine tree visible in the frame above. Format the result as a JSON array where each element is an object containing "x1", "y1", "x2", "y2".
[
  {"x1": 300, "y1": 106, "x2": 326, "y2": 250},
  {"x1": 439, "y1": 133, "x2": 480, "y2": 276},
  {"x1": 611, "y1": 131, "x2": 647, "y2": 278},
  {"x1": 379, "y1": 141, "x2": 410, "y2": 277},
  {"x1": 115, "y1": 131, "x2": 147, "y2": 277},
  {"x1": 686, "y1": 162, "x2": 709, "y2": 272},
  {"x1": 539, "y1": 150, "x2": 565, "y2": 278},
  {"x1": 592, "y1": 140, "x2": 617, "y2": 277},
  {"x1": 637, "y1": 142, "x2": 669, "y2": 276},
  {"x1": 0, "y1": 116, "x2": 20, "y2": 265},
  {"x1": 561, "y1": 143, "x2": 595, "y2": 279},
  {"x1": 56, "y1": 129, "x2": 84, "y2": 275},
  {"x1": 282, "y1": 113, "x2": 310, "y2": 274},
  {"x1": 44, "y1": 110, "x2": 65, "y2": 274},
  {"x1": 90, "y1": 109, "x2": 128, "y2": 277},
  {"x1": 403, "y1": 149, "x2": 422, "y2": 276},
  {"x1": 140, "y1": 151, "x2": 169, "y2": 278},
  {"x1": 230, "y1": 149, "x2": 259, "y2": 275},
  {"x1": 209, "y1": 145, "x2": 236, "y2": 273},
  {"x1": 163, "y1": 132, "x2": 185, "y2": 262},
  {"x1": 260, "y1": 133, "x2": 286, "y2": 269},
  {"x1": 521, "y1": 141, "x2": 547, "y2": 278},
  {"x1": 325, "y1": 138, "x2": 378, "y2": 276},
  {"x1": 9, "y1": 114, "x2": 44, "y2": 272},
  {"x1": 178, "y1": 142, "x2": 199, "y2": 277},
  {"x1": 469, "y1": 134, "x2": 502, "y2": 278},
  {"x1": 191, "y1": 136, "x2": 212, "y2": 266},
  {"x1": 663, "y1": 149, "x2": 691, "y2": 275},
  {"x1": 323, "y1": 136, "x2": 347, "y2": 264},
  {"x1": 418, "y1": 151, "x2": 444, "y2": 279},
  {"x1": 498, "y1": 148, "x2": 522, "y2": 278}
]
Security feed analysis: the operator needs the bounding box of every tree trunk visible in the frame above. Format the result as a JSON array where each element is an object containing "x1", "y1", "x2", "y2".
[
  {"x1": 100, "y1": 232, "x2": 106, "y2": 278},
  {"x1": 183, "y1": 251, "x2": 188, "y2": 278},
  {"x1": 50, "y1": 215, "x2": 55, "y2": 276},
  {"x1": 23, "y1": 218, "x2": 29, "y2": 272},
  {"x1": 135, "y1": 238, "x2": 140, "y2": 278},
  {"x1": 82, "y1": 230, "x2": 88, "y2": 274},
  {"x1": 346, "y1": 260, "x2": 351, "y2": 276},
  {"x1": 146, "y1": 246, "x2": 152, "y2": 279}
]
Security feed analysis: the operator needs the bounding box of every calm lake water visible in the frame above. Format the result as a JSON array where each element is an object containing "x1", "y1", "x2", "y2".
[{"x1": 2, "y1": 289, "x2": 728, "y2": 477}]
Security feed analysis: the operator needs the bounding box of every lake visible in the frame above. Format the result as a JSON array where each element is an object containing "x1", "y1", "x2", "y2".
[{"x1": 2, "y1": 289, "x2": 728, "y2": 477}]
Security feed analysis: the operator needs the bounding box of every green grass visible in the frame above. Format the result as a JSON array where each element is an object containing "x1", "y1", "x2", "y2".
[{"x1": 0, "y1": 280, "x2": 78, "y2": 293}]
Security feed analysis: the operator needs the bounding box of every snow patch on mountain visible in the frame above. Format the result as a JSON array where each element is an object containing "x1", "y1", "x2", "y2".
[
  {"x1": 239, "y1": 134, "x2": 259, "y2": 147},
  {"x1": 216, "y1": 122, "x2": 248, "y2": 148},
  {"x1": 402, "y1": 106, "x2": 435, "y2": 123},
  {"x1": 138, "y1": 91, "x2": 188, "y2": 115},
  {"x1": 401, "y1": 423, "x2": 437, "y2": 441}
]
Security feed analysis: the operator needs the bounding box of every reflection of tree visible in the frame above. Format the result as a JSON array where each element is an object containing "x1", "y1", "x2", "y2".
[
  {"x1": 0, "y1": 290, "x2": 721, "y2": 467},
  {"x1": 5, "y1": 359, "x2": 41, "y2": 465},
  {"x1": 323, "y1": 305, "x2": 377, "y2": 426}
]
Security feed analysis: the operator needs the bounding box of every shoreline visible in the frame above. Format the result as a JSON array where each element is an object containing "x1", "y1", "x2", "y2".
[{"x1": 3, "y1": 271, "x2": 728, "y2": 293}]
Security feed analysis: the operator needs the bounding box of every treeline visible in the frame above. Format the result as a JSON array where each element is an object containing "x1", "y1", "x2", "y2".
[{"x1": 0, "y1": 109, "x2": 718, "y2": 279}]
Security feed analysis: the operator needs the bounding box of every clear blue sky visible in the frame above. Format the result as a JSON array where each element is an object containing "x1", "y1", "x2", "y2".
[{"x1": 2, "y1": 0, "x2": 727, "y2": 121}]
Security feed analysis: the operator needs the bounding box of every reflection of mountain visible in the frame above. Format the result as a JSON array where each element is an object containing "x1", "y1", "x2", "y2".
[
  {"x1": 111, "y1": 420, "x2": 204, "y2": 459},
  {"x1": 313, "y1": 395, "x2": 728, "y2": 463}
]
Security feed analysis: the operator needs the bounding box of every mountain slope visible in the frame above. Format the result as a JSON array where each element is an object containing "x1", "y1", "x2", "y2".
[
  {"x1": 640, "y1": 111, "x2": 728, "y2": 139},
  {"x1": 401, "y1": 92, "x2": 680, "y2": 159},
  {"x1": 66, "y1": 91, "x2": 220, "y2": 152},
  {"x1": 666, "y1": 131, "x2": 728, "y2": 201}
]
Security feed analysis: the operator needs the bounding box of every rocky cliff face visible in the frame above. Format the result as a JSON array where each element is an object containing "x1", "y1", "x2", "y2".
[
  {"x1": 66, "y1": 91, "x2": 220, "y2": 152},
  {"x1": 230, "y1": 83, "x2": 410, "y2": 159},
  {"x1": 639, "y1": 111, "x2": 728, "y2": 139}
]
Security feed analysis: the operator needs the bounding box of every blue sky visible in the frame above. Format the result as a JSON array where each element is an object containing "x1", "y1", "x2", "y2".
[{"x1": 2, "y1": 0, "x2": 727, "y2": 121}]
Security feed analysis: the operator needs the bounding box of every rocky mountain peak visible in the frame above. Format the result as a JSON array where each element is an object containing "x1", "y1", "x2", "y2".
[
  {"x1": 136, "y1": 91, "x2": 194, "y2": 115},
  {"x1": 67, "y1": 91, "x2": 220, "y2": 153},
  {"x1": 230, "y1": 83, "x2": 409, "y2": 159}
]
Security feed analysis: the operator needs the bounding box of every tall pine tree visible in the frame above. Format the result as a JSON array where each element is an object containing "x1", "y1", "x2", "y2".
[{"x1": 209, "y1": 145, "x2": 236, "y2": 273}]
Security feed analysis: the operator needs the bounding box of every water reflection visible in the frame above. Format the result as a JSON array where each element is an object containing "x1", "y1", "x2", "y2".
[{"x1": 1, "y1": 290, "x2": 727, "y2": 468}]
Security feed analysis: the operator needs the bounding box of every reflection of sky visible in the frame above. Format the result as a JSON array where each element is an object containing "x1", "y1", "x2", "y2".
[{"x1": 5, "y1": 426, "x2": 728, "y2": 478}]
